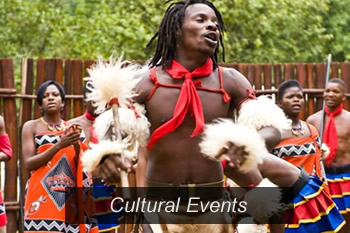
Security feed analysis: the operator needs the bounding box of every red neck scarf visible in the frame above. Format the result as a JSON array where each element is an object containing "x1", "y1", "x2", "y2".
[
  {"x1": 84, "y1": 110, "x2": 96, "y2": 122},
  {"x1": 324, "y1": 104, "x2": 343, "y2": 166},
  {"x1": 84, "y1": 110, "x2": 98, "y2": 144},
  {"x1": 147, "y1": 58, "x2": 213, "y2": 150}
]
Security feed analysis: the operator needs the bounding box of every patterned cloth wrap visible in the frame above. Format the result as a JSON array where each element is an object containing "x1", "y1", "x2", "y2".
[
  {"x1": 325, "y1": 164, "x2": 350, "y2": 215},
  {"x1": 272, "y1": 124, "x2": 322, "y2": 177},
  {"x1": 284, "y1": 171, "x2": 345, "y2": 233},
  {"x1": 23, "y1": 128, "x2": 98, "y2": 233}
]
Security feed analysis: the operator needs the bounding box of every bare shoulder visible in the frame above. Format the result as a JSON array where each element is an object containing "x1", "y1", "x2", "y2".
[
  {"x1": 343, "y1": 109, "x2": 350, "y2": 128},
  {"x1": 221, "y1": 67, "x2": 253, "y2": 108},
  {"x1": 306, "y1": 111, "x2": 322, "y2": 124},
  {"x1": 133, "y1": 68, "x2": 153, "y2": 104},
  {"x1": 22, "y1": 119, "x2": 39, "y2": 135},
  {"x1": 68, "y1": 115, "x2": 84, "y2": 125}
]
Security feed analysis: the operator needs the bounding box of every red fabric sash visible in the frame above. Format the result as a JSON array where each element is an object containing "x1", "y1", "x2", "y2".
[
  {"x1": 147, "y1": 59, "x2": 213, "y2": 150},
  {"x1": 324, "y1": 104, "x2": 343, "y2": 166},
  {"x1": 84, "y1": 111, "x2": 98, "y2": 144},
  {"x1": 0, "y1": 134, "x2": 12, "y2": 159}
]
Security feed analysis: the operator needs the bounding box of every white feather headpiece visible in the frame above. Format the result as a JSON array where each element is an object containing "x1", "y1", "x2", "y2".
[{"x1": 84, "y1": 57, "x2": 141, "y2": 114}]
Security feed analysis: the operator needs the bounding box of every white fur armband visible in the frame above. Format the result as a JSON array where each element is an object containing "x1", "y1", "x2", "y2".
[
  {"x1": 81, "y1": 140, "x2": 124, "y2": 172},
  {"x1": 199, "y1": 119, "x2": 265, "y2": 173},
  {"x1": 237, "y1": 96, "x2": 290, "y2": 132}
]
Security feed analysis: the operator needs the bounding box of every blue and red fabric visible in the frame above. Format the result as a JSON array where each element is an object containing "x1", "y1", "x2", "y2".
[
  {"x1": 284, "y1": 176, "x2": 345, "y2": 233},
  {"x1": 92, "y1": 184, "x2": 123, "y2": 232},
  {"x1": 325, "y1": 165, "x2": 350, "y2": 215}
]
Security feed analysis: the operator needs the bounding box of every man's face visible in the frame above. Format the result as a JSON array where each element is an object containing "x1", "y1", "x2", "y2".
[
  {"x1": 278, "y1": 87, "x2": 304, "y2": 117},
  {"x1": 323, "y1": 82, "x2": 345, "y2": 109},
  {"x1": 178, "y1": 3, "x2": 220, "y2": 57}
]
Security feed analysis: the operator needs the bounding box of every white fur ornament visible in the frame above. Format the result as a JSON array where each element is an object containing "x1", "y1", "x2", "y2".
[
  {"x1": 236, "y1": 218, "x2": 267, "y2": 233},
  {"x1": 84, "y1": 57, "x2": 141, "y2": 114},
  {"x1": 81, "y1": 140, "x2": 124, "y2": 172},
  {"x1": 81, "y1": 104, "x2": 150, "y2": 172},
  {"x1": 243, "y1": 178, "x2": 283, "y2": 223},
  {"x1": 237, "y1": 96, "x2": 291, "y2": 132},
  {"x1": 199, "y1": 119, "x2": 264, "y2": 173}
]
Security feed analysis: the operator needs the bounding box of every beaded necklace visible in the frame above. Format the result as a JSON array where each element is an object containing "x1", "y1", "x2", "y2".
[
  {"x1": 291, "y1": 120, "x2": 305, "y2": 136},
  {"x1": 40, "y1": 117, "x2": 63, "y2": 131}
]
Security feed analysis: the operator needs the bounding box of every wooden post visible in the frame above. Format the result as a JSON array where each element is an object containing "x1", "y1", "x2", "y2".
[{"x1": 0, "y1": 59, "x2": 18, "y2": 233}]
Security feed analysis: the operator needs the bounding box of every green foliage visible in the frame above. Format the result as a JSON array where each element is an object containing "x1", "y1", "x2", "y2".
[
  {"x1": 323, "y1": 0, "x2": 350, "y2": 61},
  {"x1": 0, "y1": 0, "x2": 348, "y2": 63}
]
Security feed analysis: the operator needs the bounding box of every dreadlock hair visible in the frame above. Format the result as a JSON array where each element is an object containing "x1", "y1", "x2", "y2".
[
  {"x1": 147, "y1": 0, "x2": 225, "y2": 70},
  {"x1": 328, "y1": 78, "x2": 347, "y2": 93},
  {"x1": 277, "y1": 80, "x2": 302, "y2": 101}
]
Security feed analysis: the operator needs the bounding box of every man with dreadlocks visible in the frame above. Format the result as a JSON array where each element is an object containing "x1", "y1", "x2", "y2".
[{"x1": 95, "y1": 1, "x2": 315, "y2": 233}]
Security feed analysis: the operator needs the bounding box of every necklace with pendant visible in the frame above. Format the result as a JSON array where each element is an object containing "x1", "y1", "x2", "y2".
[
  {"x1": 40, "y1": 117, "x2": 63, "y2": 131},
  {"x1": 291, "y1": 120, "x2": 305, "y2": 136}
]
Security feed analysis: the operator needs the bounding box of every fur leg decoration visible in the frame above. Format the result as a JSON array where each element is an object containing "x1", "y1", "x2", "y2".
[
  {"x1": 199, "y1": 119, "x2": 265, "y2": 173},
  {"x1": 237, "y1": 96, "x2": 291, "y2": 132},
  {"x1": 236, "y1": 218, "x2": 267, "y2": 233},
  {"x1": 243, "y1": 178, "x2": 282, "y2": 224}
]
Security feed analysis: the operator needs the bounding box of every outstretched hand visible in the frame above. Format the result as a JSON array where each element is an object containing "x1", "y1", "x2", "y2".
[
  {"x1": 216, "y1": 141, "x2": 249, "y2": 174},
  {"x1": 95, "y1": 154, "x2": 134, "y2": 185}
]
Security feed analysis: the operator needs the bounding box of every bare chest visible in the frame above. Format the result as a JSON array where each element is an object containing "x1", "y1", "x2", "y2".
[{"x1": 146, "y1": 86, "x2": 231, "y2": 131}]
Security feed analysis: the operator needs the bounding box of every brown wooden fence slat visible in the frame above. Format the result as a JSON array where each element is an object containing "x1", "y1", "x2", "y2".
[
  {"x1": 341, "y1": 62, "x2": 350, "y2": 110},
  {"x1": 72, "y1": 60, "x2": 83, "y2": 118},
  {"x1": 263, "y1": 64, "x2": 272, "y2": 89},
  {"x1": 295, "y1": 63, "x2": 306, "y2": 119},
  {"x1": 246, "y1": 64, "x2": 254, "y2": 86},
  {"x1": 331, "y1": 62, "x2": 339, "y2": 79},
  {"x1": 254, "y1": 64, "x2": 262, "y2": 90},
  {"x1": 0, "y1": 59, "x2": 18, "y2": 233},
  {"x1": 46, "y1": 59, "x2": 56, "y2": 81},
  {"x1": 296, "y1": 64, "x2": 306, "y2": 88},
  {"x1": 315, "y1": 63, "x2": 326, "y2": 112},
  {"x1": 284, "y1": 63, "x2": 294, "y2": 81},
  {"x1": 56, "y1": 59, "x2": 63, "y2": 85},
  {"x1": 306, "y1": 63, "x2": 314, "y2": 88},
  {"x1": 64, "y1": 60, "x2": 73, "y2": 120},
  {"x1": 274, "y1": 64, "x2": 282, "y2": 88},
  {"x1": 34, "y1": 59, "x2": 46, "y2": 118}
]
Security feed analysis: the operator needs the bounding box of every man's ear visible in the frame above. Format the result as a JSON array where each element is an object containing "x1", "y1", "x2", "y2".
[{"x1": 277, "y1": 100, "x2": 282, "y2": 107}]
